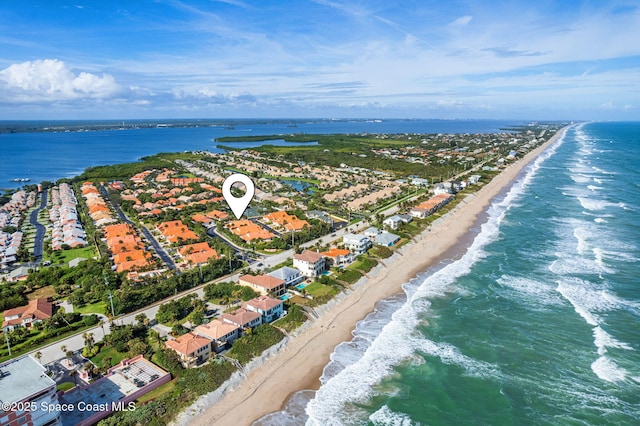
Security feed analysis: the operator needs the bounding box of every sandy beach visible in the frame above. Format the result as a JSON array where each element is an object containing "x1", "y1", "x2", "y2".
[{"x1": 186, "y1": 127, "x2": 568, "y2": 426}]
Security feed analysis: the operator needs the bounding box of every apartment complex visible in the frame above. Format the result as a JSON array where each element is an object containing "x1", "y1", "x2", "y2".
[{"x1": 0, "y1": 356, "x2": 61, "y2": 426}]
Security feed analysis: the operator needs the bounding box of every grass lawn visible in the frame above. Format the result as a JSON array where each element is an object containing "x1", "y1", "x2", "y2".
[
  {"x1": 337, "y1": 269, "x2": 363, "y2": 284},
  {"x1": 350, "y1": 257, "x2": 378, "y2": 273},
  {"x1": 90, "y1": 345, "x2": 127, "y2": 368},
  {"x1": 371, "y1": 246, "x2": 393, "y2": 259},
  {"x1": 27, "y1": 285, "x2": 57, "y2": 300},
  {"x1": 273, "y1": 307, "x2": 307, "y2": 333},
  {"x1": 57, "y1": 382, "x2": 75, "y2": 392},
  {"x1": 51, "y1": 246, "x2": 96, "y2": 265},
  {"x1": 73, "y1": 300, "x2": 107, "y2": 315},
  {"x1": 136, "y1": 377, "x2": 177, "y2": 404},
  {"x1": 305, "y1": 282, "x2": 339, "y2": 298}
]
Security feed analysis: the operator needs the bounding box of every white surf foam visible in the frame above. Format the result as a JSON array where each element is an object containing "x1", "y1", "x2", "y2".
[
  {"x1": 497, "y1": 275, "x2": 563, "y2": 307},
  {"x1": 369, "y1": 405, "x2": 419, "y2": 426},
  {"x1": 577, "y1": 196, "x2": 617, "y2": 211},
  {"x1": 555, "y1": 275, "x2": 635, "y2": 383},
  {"x1": 591, "y1": 356, "x2": 628, "y2": 382},
  {"x1": 593, "y1": 326, "x2": 633, "y2": 355},
  {"x1": 418, "y1": 339, "x2": 500, "y2": 378}
]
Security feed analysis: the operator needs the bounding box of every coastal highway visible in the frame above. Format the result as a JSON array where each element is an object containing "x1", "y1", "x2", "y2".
[{"x1": 24, "y1": 216, "x2": 368, "y2": 366}]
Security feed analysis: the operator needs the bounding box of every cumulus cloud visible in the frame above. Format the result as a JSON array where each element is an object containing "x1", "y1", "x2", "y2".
[{"x1": 0, "y1": 59, "x2": 121, "y2": 102}]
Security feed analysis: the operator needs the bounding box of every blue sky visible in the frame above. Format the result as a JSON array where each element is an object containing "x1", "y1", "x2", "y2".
[{"x1": 0, "y1": 0, "x2": 638, "y2": 120}]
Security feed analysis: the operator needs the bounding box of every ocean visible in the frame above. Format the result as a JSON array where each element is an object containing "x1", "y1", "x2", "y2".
[
  {"x1": 258, "y1": 122, "x2": 640, "y2": 425},
  {"x1": 0, "y1": 119, "x2": 520, "y2": 191}
]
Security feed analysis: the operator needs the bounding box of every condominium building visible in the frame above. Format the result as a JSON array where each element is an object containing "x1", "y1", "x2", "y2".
[{"x1": 0, "y1": 356, "x2": 61, "y2": 426}]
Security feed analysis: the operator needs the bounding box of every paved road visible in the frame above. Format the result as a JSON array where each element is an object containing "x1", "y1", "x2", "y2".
[
  {"x1": 25, "y1": 209, "x2": 370, "y2": 366},
  {"x1": 206, "y1": 226, "x2": 243, "y2": 254},
  {"x1": 99, "y1": 184, "x2": 176, "y2": 270},
  {"x1": 29, "y1": 190, "x2": 48, "y2": 262}
]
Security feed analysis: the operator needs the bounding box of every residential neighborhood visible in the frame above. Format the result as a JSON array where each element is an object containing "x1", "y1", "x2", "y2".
[{"x1": 0, "y1": 124, "x2": 561, "y2": 425}]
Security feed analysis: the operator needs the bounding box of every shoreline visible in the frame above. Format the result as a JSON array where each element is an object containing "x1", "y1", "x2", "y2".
[{"x1": 184, "y1": 126, "x2": 570, "y2": 426}]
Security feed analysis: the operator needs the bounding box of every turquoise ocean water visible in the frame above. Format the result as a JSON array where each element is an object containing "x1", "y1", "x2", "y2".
[{"x1": 259, "y1": 122, "x2": 640, "y2": 425}]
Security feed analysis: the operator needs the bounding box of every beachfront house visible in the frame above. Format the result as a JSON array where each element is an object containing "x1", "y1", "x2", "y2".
[
  {"x1": 239, "y1": 274, "x2": 287, "y2": 296},
  {"x1": 165, "y1": 332, "x2": 212, "y2": 368},
  {"x1": 364, "y1": 227, "x2": 381, "y2": 238},
  {"x1": 244, "y1": 296, "x2": 284, "y2": 323},
  {"x1": 398, "y1": 214, "x2": 413, "y2": 224},
  {"x1": 433, "y1": 182, "x2": 454, "y2": 195},
  {"x1": 342, "y1": 233, "x2": 372, "y2": 255},
  {"x1": 320, "y1": 248, "x2": 355, "y2": 267},
  {"x1": 374, "y1": 231, "x2": 400, "y2": 247},
  {"x1": 383, "y1": 215, "x2": 403, "y2": 230},
  {"x1": 268, "y1": 266, "x2": 304, "y2": 287},
  {"x1": 221, "y1": 308, "x2": 262, "y2": 335},
  {"x1": 194, "y1": 319, "x2": 240, "y2": 353},
  {"x1": 293, "y1": 250, "x2": 326, "y2": 277}
]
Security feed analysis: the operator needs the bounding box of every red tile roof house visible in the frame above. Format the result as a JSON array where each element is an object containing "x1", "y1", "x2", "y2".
[
  {"x1": 238, "y1": 274, "x2": 287, "y2": 297},
  {"x1": 293, "y1": 250, "x2": 327, "y2": 277},
  {"x1": 243, "y1": 296, "x2": 284, "y2": 323},
  {"x1": 2, "y1": 298, "x2": 54, "y2": 332},
  {"x1": 194, "y1": 320, "x2": 240, "y2": 353},
  {"x1": 220, "y1": 308, "x2": 262, "y2": 335},
  {"x1": 177, "y1": 242, "x2": 219, "y2": 268},
  {"x1": 165, "y1": 332, "x2": 212, "y2": 368},
  {"x1": 321, "y1": 248, "x2": 355, "y2": 267}
]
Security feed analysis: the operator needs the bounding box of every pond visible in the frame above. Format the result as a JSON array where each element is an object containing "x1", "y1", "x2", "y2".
[{"x1": 280, "y1": 179, "x2": 315, "y2": 193}]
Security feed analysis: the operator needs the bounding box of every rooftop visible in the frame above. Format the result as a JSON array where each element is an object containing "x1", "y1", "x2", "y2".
[
  {"x1": 293, "y1": 250, "x2": 324, "y2": 263},
  {"x1": 0, "y1": 356, "x2": 56, "y2": 405},
  {"x1": 221, "y1": 308, "x2": 261, "y2": 327},
  {"x1": 60, "y1": 355, "x2": 169, "y2": 426},
  {"x1": 268, "y1": 266, "x2": 302, "y2": 281},
  {"x1": 166, "y1": 332, "x2": 211, "y2": 356},
  {"x1": 195, "y1": 319, "x2": 239, "y2": 340},
  {"x1": 239, "y1": 274, "x2": 286, "y2": 290},
  {"x1": 244, "y1": 295, "x2": 283, "y2": 312}
]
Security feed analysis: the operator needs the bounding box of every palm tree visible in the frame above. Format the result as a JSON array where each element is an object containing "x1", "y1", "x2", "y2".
[
  {"x1": 222, "y1": 295, "x2": 231, "y2": 308},
  {"x1": 135, "y1": 313, "x2": 148, "y2": 327},
  {"x1": 231, "y1": 289, "x2": 243, "y2": 306},
  {"x1": 147, "y1": 329, "x2": 163, "y2": 351},
  {"x1": 82, "y1": 332, "x2": 95, "y2": 350},
  {"x1": 34, "y1": 351, "x2": 43, "y2": 364},
  {"x1": 60, "y1": 345, "x2": 67, "y2": 360}
]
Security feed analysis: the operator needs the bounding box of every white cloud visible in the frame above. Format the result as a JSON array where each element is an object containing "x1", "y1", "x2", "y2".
[
  {"x1": 0, "y1": 59, "x2": 121, "y2": 102},
  {"x1": 449, "y1": 15, "x2": 472, "y2": 27}
]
